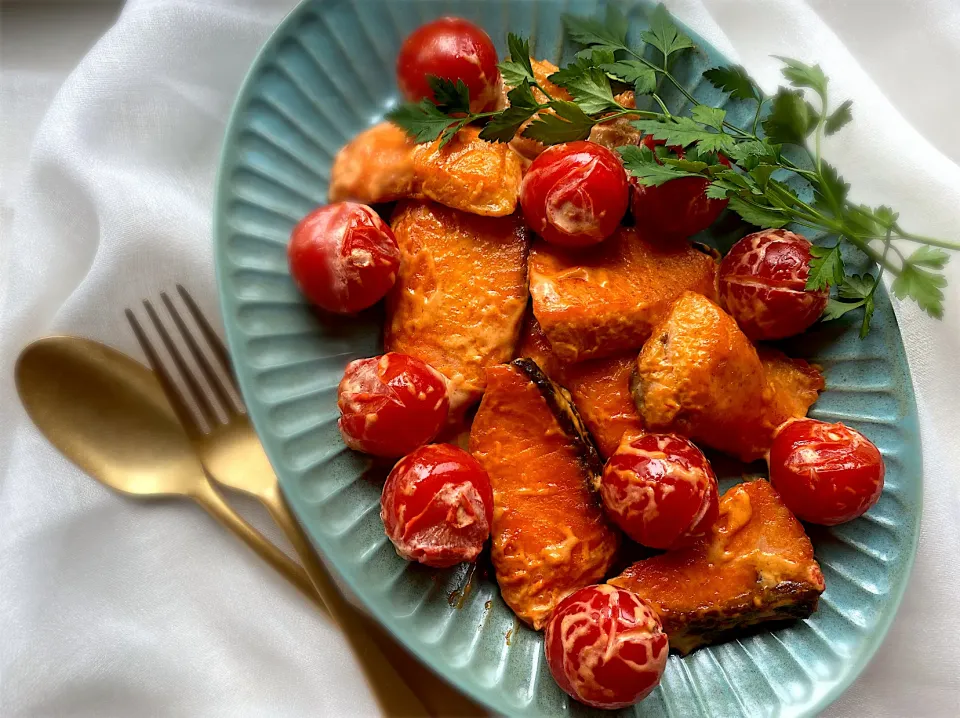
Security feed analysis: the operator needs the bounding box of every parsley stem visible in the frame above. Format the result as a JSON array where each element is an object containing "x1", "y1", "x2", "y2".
[{"x1": 890, "y1": 226, "x2": 960, "y2": 251}]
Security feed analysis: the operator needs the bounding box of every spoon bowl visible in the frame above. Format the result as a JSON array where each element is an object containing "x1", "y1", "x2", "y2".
[{"x1": 15, "y1": 336, "x2": 201, "y2": 498}]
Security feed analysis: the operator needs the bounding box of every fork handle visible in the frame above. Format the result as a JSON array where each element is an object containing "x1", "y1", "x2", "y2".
[
  {"x1": 189, "y1": 479, "x2": 326, "y2": 614},
  {"x1": 260, "y1": 485, "x2": 431, "y2": 718}
]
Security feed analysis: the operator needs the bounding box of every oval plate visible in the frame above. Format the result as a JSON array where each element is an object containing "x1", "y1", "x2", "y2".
[{"x1": 214, "y1": 1, "x2": 922, "y2": 715}]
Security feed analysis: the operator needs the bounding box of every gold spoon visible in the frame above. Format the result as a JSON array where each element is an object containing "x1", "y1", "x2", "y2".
[
  {"x1": 14, "y1": 336, "x2": 323, "y2": 605},
  {"x1": 15, "y1": 335, "x2": 486, "y2": 718}
]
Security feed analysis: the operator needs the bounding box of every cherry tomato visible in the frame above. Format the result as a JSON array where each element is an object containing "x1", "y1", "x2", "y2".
[
  {"x1": 600, "y1": 433, "x2": 719, "y2": 550},
  {"x1": 544, "y1": 584, "x2": 668, "y2": 709},
  {"x1": 719, "y1": 229, "x2": 829, "y2": 340},
  {"x1": 630, "y1": 135, "x2": 729, "y2": 241},
  {"x1": 769, "y1": 418, "x2": 885, "y2": 525},
  {"x1": 396, "y1": 17, "x2": 500, "y2": 113},
  {"x1": 288, "y1": 202, "x2": 400, "y2": 314},
  {"x1": 380, "y1": 444, "x2": 494, "y2": 567},
  {"x1": 520, "y1": 141, "x2": 630, "y2": 247},
  {"x1": 338, "y1": 353, "x2": 449, "y2": 457}
]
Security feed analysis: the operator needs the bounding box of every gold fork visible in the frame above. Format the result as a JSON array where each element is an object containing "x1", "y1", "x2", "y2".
[{"x1": 125, "y1": 286, "x2": 429, "y2": 718}]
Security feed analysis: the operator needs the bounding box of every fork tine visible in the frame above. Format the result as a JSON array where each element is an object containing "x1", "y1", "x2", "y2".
[
  {"x1": 126, "y1": 308, "x2": 204, "y2": 437},
  {"x1": 142, "y1": 299, "x2": 219, "y2": 429},
  {"x1": 176, "y1": 285, "x2": 240, "y2": 397},
  {"x1": 160, "y1": 292, "x2": 238, "y2": 416}
]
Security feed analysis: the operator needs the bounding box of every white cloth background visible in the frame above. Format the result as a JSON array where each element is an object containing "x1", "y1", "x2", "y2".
[{"x1": 2, "y1": 0, "x2": 959, "y2": 716}]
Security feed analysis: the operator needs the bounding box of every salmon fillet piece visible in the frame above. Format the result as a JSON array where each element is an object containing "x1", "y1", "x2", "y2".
[
  {"x1": 588, "y1": 91, "x2": 643, "y2": 151},
  {"x1": 632, "y1": 292, "x2": 824, "y2": 462},
  {"x1": 517, "y1": 312, "x2": 644, "y2": 458},
  {"x1": 469, "y1": 360, "x2": 619, "y2": 629},
  {"x1": 329, "y1": 123, "x2": 522, "y2": 216},
  {"x1": 529, "y1": 227, "x2": 719, "y2": 363},
  {"x1": 609, "y1": 480, "x2": 825, "y2": 655},
  {"x1": 385, "y1": 201, "x2": 529, "y2": 414},
  {"x1": 412, "y1": 125, "x2": 523, "y2": 217},
  {"x1": 328, "y1": 122, "x2": 417, "y2": 205}
]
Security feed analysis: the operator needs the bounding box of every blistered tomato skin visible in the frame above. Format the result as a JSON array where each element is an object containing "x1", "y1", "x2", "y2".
[
  {"x1": 337, "y1": 353, "x2": 449, "y2": 458},
  {"x1": 288, "y1": 202, "x2": 400, "y2": 314},
  {"x1": 520, "y1": 141, "x2": 630, "y2": 247},
  {"x1": 630, "y1": 135, "x2": 729, "y2": 241},
  {"x1": 600, "y1": 433, "x2": 719, "y2": 550},
  {"x1": 396, "y1": 17, "x2": 501, "y2": 113},
  {"x1": 544, "y1": 584, "x2": 669, "y2": 709},
  {"x1": 769, "y1": 418, "x2": 885, "y2": 525},
  {"x1": 380, "y1": 444, "x2": 494, "y2": 567},
  {"x1": 719, "y1": 229, "x2": 829, "y2": 340}
]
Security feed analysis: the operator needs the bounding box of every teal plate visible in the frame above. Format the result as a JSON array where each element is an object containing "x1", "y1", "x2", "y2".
[{"x1": 214, "y1": 1, "x2": 922, "y2": 715}]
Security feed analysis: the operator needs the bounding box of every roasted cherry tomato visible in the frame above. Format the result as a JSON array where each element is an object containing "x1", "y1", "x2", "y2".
[
  {"x1": 769, "y1": 418, "x2": 885, "y2": 525},
  {"x1": 520, "y1": 141, "x2": 630, "y2": 247},
  {"x1": 288, "y1": 202, "x2": 400, "y2": 314},
  {"x1": 380, "y1": 444, "x2": 494, "y2": 567},
  {"x1": 396, "y1": 17, "x2": 500, "y2": 113},
  {"x1": 600, "y1": 433, "x2": 719, "y2": 550},
  {"x1": 719, "y1": 229, "x2": 829, "y2": 340},
  {"x1": 630, "y1": 135, "x2": 729, "y2": 241},
  {"x1": 544, "y1": 584, "x2": 668, "y2": 709},
  {"x1": 338, "y1": 353, "x2": 449, "y2": 457}
]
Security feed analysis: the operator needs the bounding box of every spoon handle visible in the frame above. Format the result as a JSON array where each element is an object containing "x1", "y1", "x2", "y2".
[
  {"x1": 259, "y1": 483, "x2": 431, "y2": 718},
  {"x1": 189, "y1": 479, "x2": 326, "y2": 614}
]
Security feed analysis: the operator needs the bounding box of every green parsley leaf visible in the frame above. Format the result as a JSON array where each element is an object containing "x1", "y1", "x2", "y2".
[
  {"x1": 749, "y1": 164, "x2": 778, "y2": 191},
  {"x1": 387, "y1": 100, "x2": 458, "y2": 144},
  {"x1": 762, "y1": 88, "x2": 818, "y2": 145},
  {"x1": 824, "y1": 99, "x2": 853, "y2": 136},
  {"x1": 619, "y1": 144, "x2": 704, "y2": 186},
  {"x1": 577, "y1": 47, "x2": 618, "y2": 66},
  {"x1": 633, "y1": 116, "x2": 736, "y2": 154},
  {"x1": 499, "y1": 35, "x2": 536, "y2": 87},
  {"x1": 601, "y1": 61, "x2": 658, "y2": 96},
  {"x1": 726, "y1": 139, "x2": 781, "y2": 170},
  {"x1": 874, "y1": 205, "x2": 899, "y2": 227},
  {"x1": 661, "y1": 157, "x2": 709, "y2": 173},
  {"x1": 691, "y1": 105, "x2": 726, "y2": 131},
  {"x1": 814, "y1": 160, "x2": 850, "y2": 217},
  {"x1": 775, "y1": 56, "x2": 828, "y2": 98},
  {"x1": 860, "y1": 293, "x2": 876, "y2": 338},
  {"x1": 479, "y1": 83, "x2": 539, "y2": 142},
  {"x1": 549, "y1": 66, "x2": 620, "y2": 114},
  {"x1": 562, "y1": 7, "x2": 628, "y2": 50},
  {"x1": 839, "y1": 273, "x2": 877, "y2": 300},
  {"x1": 480, "y1": 107, "x2": 535, "y2": 142},
  {"x1": 806, "y1": 243, "x2": 845, "y2": 290},
  {"x1": 499, "y1": 61, "x2": 530, "y2": 87},
  {"x1": 705, "y1": 182, "x2": 732, "y2": 200},
  {"x1": 641, "y1": 3, "x2": 695, "y2": 60},
  {"x1": 427, "y1": 76, "x2": 471, "y2": 115},
  {"x1": 892, "y1": 264, "x2": 947, "y2": 318},
  {"x1": 703, "y1": 65, "x2": 761, "y2": 101},
  {"x1": 908, "y1": 245, "x2": 950, "y2": 270},
  {"x1": 728, "y1": 197, "x2": 790, "y2": 228},
  {"x1": 522, "y1": 100, "x2": 595, "y2": 143},
  {"x1": 823, "y1": 298, "x2": 866, "y2": 321}
]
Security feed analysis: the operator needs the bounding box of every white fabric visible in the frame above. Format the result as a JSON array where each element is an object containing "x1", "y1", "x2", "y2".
[{"x1": 1, "y1": 1, "x2": 958, "y2": 716}]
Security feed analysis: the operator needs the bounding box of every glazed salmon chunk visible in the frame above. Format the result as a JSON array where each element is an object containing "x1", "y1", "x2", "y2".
[
  {"x1": 517, "y1": 312, "x2": 644, "y2": 458},
  {"x1": 328, "y1": 122, "x2": 417, "y2": 205},
  {"x1": 412, "y1": 125, "x2": 523, "y2": 217},
  {"x1": 609, "y1": 480, "x2": 825, "y2": 654},
  {"x1": 469, "y1": 360, "x2": 619, "y2": 629},
  {"x1": 329, "y1": 122, "x2": 522, "y2": 216},
  {"x1": 385, "y1": 201, "x2": 529, "y2": 414},
  {"x1": 529, "y1": 226, "x2": 718, "y2": 363},
  {"x1": 632, "y1": 291, "x2": 824, "y2": 462}
]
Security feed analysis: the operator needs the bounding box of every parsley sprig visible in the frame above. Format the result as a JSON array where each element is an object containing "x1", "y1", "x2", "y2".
[{"x1": 386, "y1": 3, "x2": 958, "y2": 335}]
